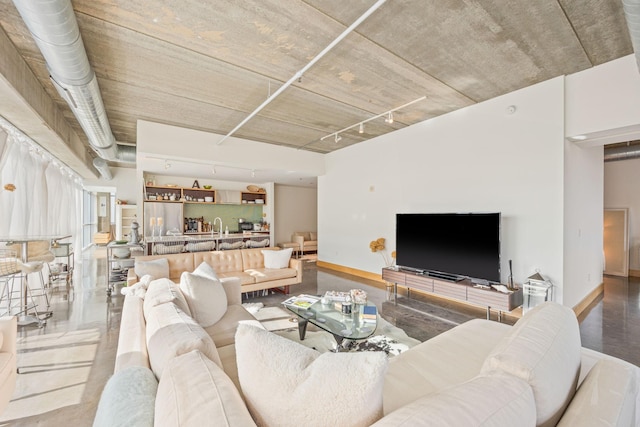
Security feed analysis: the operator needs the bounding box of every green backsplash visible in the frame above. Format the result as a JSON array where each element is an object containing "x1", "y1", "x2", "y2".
[{"x1": 183, "y1": 204, "x2": 264, "y2": 232}]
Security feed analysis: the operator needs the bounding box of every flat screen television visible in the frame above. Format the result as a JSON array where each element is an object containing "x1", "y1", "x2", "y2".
[{"x1": 395, "y1": 213, "x2": 501, "y2": 283}]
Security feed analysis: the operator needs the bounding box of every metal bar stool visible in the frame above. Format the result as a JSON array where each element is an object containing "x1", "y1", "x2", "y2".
[{"x1": 0, "y1": 249, "x2": 20, "y2": 316}]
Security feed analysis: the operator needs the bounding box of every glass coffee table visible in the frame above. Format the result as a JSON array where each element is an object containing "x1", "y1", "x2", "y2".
[{"x1": 283, "y1": 297, "x2": 378, "y2": 348}]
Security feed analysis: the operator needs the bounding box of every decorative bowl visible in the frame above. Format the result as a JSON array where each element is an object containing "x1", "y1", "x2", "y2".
[{"x1": 203, "y1": 185, "x2": 212, "y2": 189}]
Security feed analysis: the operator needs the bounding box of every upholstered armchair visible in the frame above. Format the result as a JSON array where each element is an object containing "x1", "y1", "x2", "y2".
[{"x1": 292, "y1": 232, "x2": 317, "y2": 254}]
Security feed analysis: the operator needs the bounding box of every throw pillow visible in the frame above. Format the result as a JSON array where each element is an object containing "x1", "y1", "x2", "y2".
[
  {"x1": 262, "y1": 248, "x2": 293, "y2": 269},
  {"x1": 480, "y1": 302, "x2": 581, "y2": 427},
  {"x1": 192, "y1": 261, "x2": 219, "y2": 280},
  {"x1": 93, "y1": 366, "x2": 157, "y2": 427},
  {"x1": 235, "y1": 323, "x2": 388, "y2": 427},
  {"x1": 156, "y1": 350, "x2": 256, "y2": 427},
  {"x1": 179, "y1": 271, "x2": 228, "y2": 328},
  {"x1": 143, "y1": 278, "x2": 192, "y2": 318},
  {"x1": 310, "y1": 232, "x2": 317, "y2": 241},
  {"x1": 134, "y1": 258, "x2": 169, "y2": 280}
]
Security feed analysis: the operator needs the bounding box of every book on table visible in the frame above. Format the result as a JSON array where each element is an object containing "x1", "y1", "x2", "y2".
[
  {"x1": 363, "y1": 305, "x2": 377, "y2": 322},
  {"x1": 282, "y1": 294, "x2": 320, "y2": 310}
]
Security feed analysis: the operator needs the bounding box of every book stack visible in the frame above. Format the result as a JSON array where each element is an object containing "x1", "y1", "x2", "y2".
[
  {"x1": 282, "y1": 295, "x2": 319, "y2": 310},
  {"x1": 363, "y1": 305, "x2": 377, "y2": 323}
]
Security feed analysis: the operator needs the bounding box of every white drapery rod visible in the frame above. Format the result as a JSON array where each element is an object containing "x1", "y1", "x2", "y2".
[{"x1": 216, "y1": 0, "x2": 388, "y2": 145}]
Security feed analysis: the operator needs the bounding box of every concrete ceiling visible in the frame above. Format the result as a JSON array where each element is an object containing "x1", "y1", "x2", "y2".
[{"x1": 0, "y1": 0, "x2": 633, "y2": 182}]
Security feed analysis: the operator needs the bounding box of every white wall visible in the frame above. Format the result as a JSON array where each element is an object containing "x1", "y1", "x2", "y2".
[
  {"x1": 566, "y1": 55, "x2": 640, "y2": 139},
  {"x1": 563, "y1": 142, "x2": 604, "y2": 308},
  {"x1": 274, "y1": 184, "x2": 317, "y2": 244},
  {"x1": 320, "y1": 77, "x2": 572, "y2": 300},
  {"x1": 83, "y1": 166, "x2": 137, "y2": 202},
  {"x1": 605, "y1": 157, "x2": 640, "y2": 271}
]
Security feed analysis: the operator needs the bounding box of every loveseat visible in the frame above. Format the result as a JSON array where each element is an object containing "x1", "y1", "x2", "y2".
[
  {"x1": 98, "y1": 283, "x2": 640, "y2": 427},
  {"x1": 127, "y1": 247, "x2": 302, "y2": 294},
  {"x1": 292, "y1": 231, "x2": 317, "y2": 254}
]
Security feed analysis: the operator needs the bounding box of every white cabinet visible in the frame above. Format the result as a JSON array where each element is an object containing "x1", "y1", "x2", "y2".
[{"x1": 115, "y1": 204, "x2": 138, "y2": 240}]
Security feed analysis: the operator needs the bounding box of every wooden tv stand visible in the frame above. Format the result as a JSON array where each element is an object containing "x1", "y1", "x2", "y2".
[{"x1": 382, "y1": 267, "x2": 523, "y2": 321}]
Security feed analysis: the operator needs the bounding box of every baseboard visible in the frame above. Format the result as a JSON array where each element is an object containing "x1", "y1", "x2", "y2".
[
  {"x1": 316, "y1": 260, "x2": 386, "y2": 285},
  {"x1": 629, "y1": 269, "x2": 640, "y2": 278},
  {"x1": 572, "y1": 282, "x2": 604, "y2": 319}
]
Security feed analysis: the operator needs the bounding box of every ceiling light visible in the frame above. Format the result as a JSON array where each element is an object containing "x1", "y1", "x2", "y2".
[
  {"x1": 251, "y1": 169, "x2": 256, "y2": 178},
  {"x1": 212, "y1": 166, "x2": 216, "y2": 175},
  {"x1": 164, "y1": 160, "x2": 171, "y2": 169},
  {"x1": 359, "y1": 123, "x2": 364, "y2": 134},
  {"x1": 570, "y1": 135, "x2": 587, "y2": 141},
  {"x1": 385, "y1": 112, "x2": 394, "y2": 124},
  {"x1": 335, "y1": 134, "x2": 342, "y2": 143}
]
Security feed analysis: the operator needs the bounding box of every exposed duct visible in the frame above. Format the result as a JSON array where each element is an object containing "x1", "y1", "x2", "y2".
[
  {"x1": 604, "y1": 144, "x2": 640, "y2": 162},
  {"x1": 92, "y1": 157, "x2": 112, "y2": 180},
  {"x1": 623, "y1": 0, "x2": 640, "y2": 72},
  {"x1": 11, "y1": 0, "x2": 136, "y2": 180}
]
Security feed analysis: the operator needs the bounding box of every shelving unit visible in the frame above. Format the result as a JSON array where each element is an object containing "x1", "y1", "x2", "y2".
[
  {"x1": 115, "y1": 204, "x2": 138, "y2": 240},
  {"x1": 241, "y1": 191, "x2": 267, "y2": 205},
  {"x1": 106, "y1": 241, "x2": 144, "y2": 296},
  {"x1": 145, "y1": 185, "x2": 216, "y2": 204}
]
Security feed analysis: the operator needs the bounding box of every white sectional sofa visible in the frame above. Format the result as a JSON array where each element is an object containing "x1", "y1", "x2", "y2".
[{"x1": 97, "y1": 268, "x2": 640, "y2": 427}]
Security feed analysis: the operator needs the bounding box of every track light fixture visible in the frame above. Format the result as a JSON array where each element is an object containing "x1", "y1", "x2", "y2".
[
  {"x1": 164, "y1": 160, "x2": 171, "y2": 169},
  {"x1": 318, "y1": 96, "x2": 426, "y2": 144},
  {"x1": 335, "y1": 134, "x2": 342, "y2": 143},
  {"x1": 251, "y1": 169, "x2": 256, "y2": 178},
  {"x1": 211, "y1": 166, "x2": 216, "y2": 175}
]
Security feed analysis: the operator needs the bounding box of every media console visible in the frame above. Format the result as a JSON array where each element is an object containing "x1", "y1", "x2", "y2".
[{"x1": 382, "y1": 267, "x2": 523, "y2": 321}]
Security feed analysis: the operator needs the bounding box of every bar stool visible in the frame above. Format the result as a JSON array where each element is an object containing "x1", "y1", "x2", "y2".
[{"x1": 0, "y1": 249, "x2": 20, "y2": 316}]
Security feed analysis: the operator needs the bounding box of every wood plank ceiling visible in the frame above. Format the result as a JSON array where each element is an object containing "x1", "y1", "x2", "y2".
[{"x1": 0, "y1": 0, "x2": 633, "y2": 162}]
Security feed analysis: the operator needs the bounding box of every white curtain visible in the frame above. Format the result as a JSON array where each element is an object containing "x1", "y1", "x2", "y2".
[{"x1": 0, "y1": 118, "x2": 83, "y2": 251}]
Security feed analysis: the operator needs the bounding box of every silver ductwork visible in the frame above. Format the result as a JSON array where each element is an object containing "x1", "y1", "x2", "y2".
[
  {"x1": 604, "y1": 144, "x2": 640, "y2": 162},
  {"x1": 92, "y1": 157, "x2": 113, "y2": 180},
  {"x1": 12, "y1": 0, "x2": 135, "y2": 180},
  {"x1": 623, "y1": 0, "x2": 640, "y2": 72}
]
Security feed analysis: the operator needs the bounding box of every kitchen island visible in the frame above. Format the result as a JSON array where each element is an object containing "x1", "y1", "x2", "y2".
[{"x1": 144, "y1": 231, "x2": 271, "y2": 255}]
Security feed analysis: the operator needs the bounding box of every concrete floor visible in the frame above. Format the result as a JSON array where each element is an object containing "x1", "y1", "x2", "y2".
[{"x1": 0, "y1": 247, "x2": 638, "y2": 425}]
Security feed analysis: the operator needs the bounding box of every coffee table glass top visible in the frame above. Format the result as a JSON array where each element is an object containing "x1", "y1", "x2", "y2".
[{"x1": 283, "y1": 296, "x2": 377, "y2": 341}]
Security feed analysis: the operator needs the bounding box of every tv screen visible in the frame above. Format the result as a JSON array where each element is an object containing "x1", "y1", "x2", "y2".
[{"x1": 396, "y1": 213, "x2": 501, "y2": 283}]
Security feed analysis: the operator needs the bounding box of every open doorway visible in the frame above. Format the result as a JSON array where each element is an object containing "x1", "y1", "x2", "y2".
[{"x1": 603, "y1": 208, "x2": 629, "y2": 277}]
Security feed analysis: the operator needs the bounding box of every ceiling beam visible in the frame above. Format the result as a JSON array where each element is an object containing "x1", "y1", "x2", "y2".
[{"x1": 0, "y1": 24, "x2": 97, "y2": 178}]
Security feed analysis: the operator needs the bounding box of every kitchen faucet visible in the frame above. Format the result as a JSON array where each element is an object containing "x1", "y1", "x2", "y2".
[{"x1": 213, "y1": 217, "x2": 223, "y2": 236}]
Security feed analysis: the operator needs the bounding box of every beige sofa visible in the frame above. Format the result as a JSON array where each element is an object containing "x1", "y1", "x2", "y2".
[
  {"x1": 292, "y1": 232, "x2": 317, "y2": 254},
  {"x1": 127, "y1": 247, "x2": 302, "y2": 294},
  {"x1": 0, "y1": 316, "x2": 16, "y2": 415}
]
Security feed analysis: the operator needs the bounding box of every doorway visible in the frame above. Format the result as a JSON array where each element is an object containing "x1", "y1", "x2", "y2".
[{"x1": 603, "y1": 208, "x2": 629, "y2": 277}]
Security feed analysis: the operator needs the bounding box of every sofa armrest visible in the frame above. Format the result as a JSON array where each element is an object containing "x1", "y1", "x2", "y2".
[
  {"x1": 0, "y1": 316, "x2": 16, "y2": 355},
  {"x1": 292, "y1": 235, "x2": 305, "y2": 248},
  {"x1": 289, "y1": 258, "x2": 303, "y2": 282},
  {"x1": 126, "y1": 268, "x2": 138, "y2": 286},
  {"x1": 220, "y1": 277, "x2": 242, "y2": 306}
]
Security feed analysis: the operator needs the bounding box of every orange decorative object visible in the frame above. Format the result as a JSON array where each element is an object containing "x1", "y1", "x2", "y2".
[{"x1": 3, "y1": 183, "x2": 16, "y2": 192}]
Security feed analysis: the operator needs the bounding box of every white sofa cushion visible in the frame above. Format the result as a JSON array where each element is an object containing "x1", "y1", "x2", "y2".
[
  {"x1": 557, "y1": 358, "x2": 638, "y2": 427},
  {"x1": 192, "y1": 261, "x2": 219, "y2": 280},
  {"x1": 235, "y1": 323, "x2": 388, "y2": 427},
  {"x1": 93, "y1": 366, "x2": 157, "y2": 427},
  {"x1": 372, "y1": 374, "x2": 536, "y2": 427},
  {"x1": 143, "y1": 278, "x2": 191, "y2": 318},
  {"x1": 155, "y1": 350, "x2": 256, "y2": 427},
  {"x1": 481, "y1": 302, "x2": 581, "y2": 427},
  {"x1": 179, "y1": 271, "x2": 227, "y2": 328},
  {"x1": 145, "y1": 302, "x2": 221, "y2": 379},
  {"x1": 134, "y1": 257, "x2": 169, "y2": 280},
  {"x1": 262, "y1": 248, "x2": 292, "y2": 269}
]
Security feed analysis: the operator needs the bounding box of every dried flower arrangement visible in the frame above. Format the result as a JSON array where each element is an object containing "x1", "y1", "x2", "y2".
[{"x1": 369, "y1": 237, "x2": 395, "y2": 267}]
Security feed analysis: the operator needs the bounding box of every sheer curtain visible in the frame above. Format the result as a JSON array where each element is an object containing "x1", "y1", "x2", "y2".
[{"x1": 0, "y1": 117, "x2": 83, "y2": 255}]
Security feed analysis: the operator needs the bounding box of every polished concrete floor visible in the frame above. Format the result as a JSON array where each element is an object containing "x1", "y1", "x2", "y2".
[{"x1": 0, "y1": 248, "x2": 638, "y2": 425}]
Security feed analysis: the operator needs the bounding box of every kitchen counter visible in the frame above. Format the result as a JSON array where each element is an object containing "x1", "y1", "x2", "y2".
[{"x1": 144, "y1": 232, "x2": 271, "y2": 254}]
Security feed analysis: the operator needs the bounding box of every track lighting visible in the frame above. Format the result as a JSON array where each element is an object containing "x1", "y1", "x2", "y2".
[
  {"x1": 251, "y1": 169, "x2": 256, "y2": 178},
  {"x1": 211, "y1": 166, "x2": 216, "y2": 175},
  {"x1": 164, "y1": 160, "x2": 171, "y2": 169},
  {"x1": 335, "y1": 134, "x2": 342, "y2": 143},
  {"x1": 318, "y1": 96, "x2": 426, "y2": 145}
]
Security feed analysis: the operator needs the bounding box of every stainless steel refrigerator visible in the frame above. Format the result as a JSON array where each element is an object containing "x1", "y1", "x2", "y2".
[{"x1": 143, "y1": 202, "x2": 183, "y2": 237}]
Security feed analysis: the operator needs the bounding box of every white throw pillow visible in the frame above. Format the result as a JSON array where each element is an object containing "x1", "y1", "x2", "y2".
[
  {"x1": 192, "y1": 261, "x2": 219, "y2": 280},
  {"x1": 262, "y1": 248, "x2": 292, "y2": 269},
  {"x1": 235, "y1": 323, "x2": 388, "y2": 427},
  {"x1": 143, "y1": 278, "x2": 192, "y2": 318},
  {"x1": 179, "y1": 271, "x2": 227, "y2": 328},
  {"x1": 481, "y1": 302, "x2": 581, "y2": 427},
  {"x1": 134, "y1": 258, "x2": 169, "y2": 280}
]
